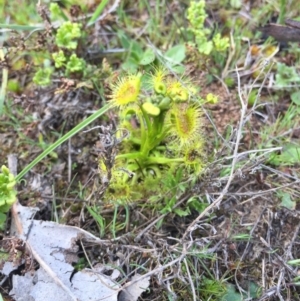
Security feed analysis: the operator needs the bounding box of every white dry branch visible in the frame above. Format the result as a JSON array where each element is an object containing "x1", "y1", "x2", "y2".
[{"x1": 118, "y1": 274, "x2": 150, "y2": 301}]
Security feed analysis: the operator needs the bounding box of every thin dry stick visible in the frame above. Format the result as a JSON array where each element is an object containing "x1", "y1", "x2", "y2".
[
  {"x1": 210, "y1": 180, "x2": 300, "y2": 197},
  {"x1": 276, "y1": 270, "x2": 285, "y2": 301},
  {"x1": 222, "y1": 31, "x2": 235, "y2": 79},
  {"x1": 183, "y1": 257, "x2": 196, "y2": 301},
  {"x1": 234, "y1": 207, "x2": 267, "y2": 295},
  {"x1": 262, "y1": 257, "x2": 266, "y2": 292},
  {"x1": 285, "y1": 222, "x2": 300, "y2": 259},
  {"x1": 181, "y1": 65, "x2": 248, "y2": 242},
  {"x1": 101, "y1": 252, "x2": 187, "y2": 301},
  {"x1": 259, "y1": 237, "x2": 297, "y2": 277}
]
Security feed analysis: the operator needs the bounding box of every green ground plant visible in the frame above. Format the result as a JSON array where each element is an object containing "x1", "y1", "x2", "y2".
[
  {"x1": 98, "y1": 66, "x2": 217, "y2": 205},
  {"x1": 186, "y1": 0, "x2": 229, "y2": 73},
  {"x1": 0, "y1": 166, "x2": 17, "y2": 230},
  {"x1": 14, "y1": 2, "x2": 111, "y2": 89},
  {"x1": 33, "y1": 19, "x2": 85, "y2": 85},
  {"x1": 118, "y1": 33, "x2": 186, "y2": 73},
  {"x1": 32, "y1": 19, "x2": 93, "y2": 86}
]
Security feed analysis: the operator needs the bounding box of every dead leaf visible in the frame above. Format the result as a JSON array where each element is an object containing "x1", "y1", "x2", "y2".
[
  {"x1": 119, "y1": 273, "x2": 150, "y2": 301},
  {"x1": 9, "y1": 203, "x2": 120, "y2": 301},
  {"x1": 4, "y1": 155, "x2": 150, "y2": 301}
]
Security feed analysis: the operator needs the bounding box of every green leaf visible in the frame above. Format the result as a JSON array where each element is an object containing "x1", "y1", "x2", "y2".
[
  {"x1": 118, "y1": 31, "x2": 132, "y2": 49},
  {"x1": 248, "y1": 281, "x2": 260, "y2": 297},
  {"x1": 16, "y1": 103, "x2": 112, "y2": 181},
  {"x1": 156, "y1": 217, "x2": 164, "y2": 229},
  {"x1": 0, "y1": 165, "x2": 17, "y2": 213},
  {"x1": 277, "y1": 191, "x2": 296, "y2": 210},
  {"x1": 291, "y1": 91, "x2": 300, "y2": 105},
  {"x1": 66, "y1": 54, "x2": 85, "y2": 73},
  {"x1": 287, "y1": 259, "x2": 300, "y2": 266},
  {"x1": 221, "y1": 284, "x2": 243, "y2": 301},
  {"x1": 33, "y1": 68, "x2": 53, "y2": 86},
  {"x1": 168, "y1": 65, "x2": 185, "y2": 74},
  {"x1": 275, "y1": 63, "x2": 300, "y2": 87},
  {"x1": 230, "y1": 0, "x2": 242, "y2": 9},
  {"x1": 52, "y1": 50, "x2": 66, "y2": 68},
  {"x1": 0, "y1": 213, "x2": 6, "y2": 231},
  {"x1": 221, "y1": 282, "x2": 260, "y2": 301},
  {"x1": 269, "y1": 145, "x2": 300, "y2": 166},
  {"x1": 0, "y1": 24, "x2": 44, "y2": 30},
  {"x1": 87, "y1": 206, "x2": 106, "y2": 238},
  {"x1": 87, "y1": 0, "x2": 110, "y2": 26},
  {"x1": 55, "y1": 22, "x2": 81, "y2": 50},
  {"x1": 121, "y1": 58, "x2": 139, "y2": 73},
  {"x1": 197, "y1": 40, "x2": 213, "y2": 55},
  {"x1": 174, "y1": 208, "x2": 190, "y2": 217},
  {"x1": 187, "y1": 197, "x2": 207, "y2": 212},
  {"x1": 139, "y1": 49, "x2": 155, "y2": 65},
  {"x1": 131, "y1": 41, "x2": 144, "y2": 58},
  {"x1": 49, "y1": 3, "x2": 68, "y2": 21},
  {"x1": 164, "y1": 44, "x2": 186, "y2": 64}
]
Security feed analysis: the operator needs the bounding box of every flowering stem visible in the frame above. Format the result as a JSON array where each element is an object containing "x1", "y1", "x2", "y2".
[
  {"x1": 139, "y1": 110, "x2": 167, "y2": 157},
  {"x1": 146, "y1": 156, "x2": 183, "y2": 165},
  {"x1": 116, "y1": 152, "x2": 145, "y2": 161},
  {"x1": 140, "y1": 105, "x2": 152, "y2": 155},
  {"x1": 116, "y1": 152, "x2": 183, "y2": 166}
]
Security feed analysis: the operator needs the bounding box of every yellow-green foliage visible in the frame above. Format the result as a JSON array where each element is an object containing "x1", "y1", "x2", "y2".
[
  {"x1": 0, "y1": 166, "x2": 17, "y2": 229},
  {"x1": 187, "y1": 1, "x2": 229, "y2": 55},
  {"x1": 99, "y1": 67, "x2": 217, "y2": 203},
  {"x1": 0, "y1": 166, "x2": 16, "y2": 212}
]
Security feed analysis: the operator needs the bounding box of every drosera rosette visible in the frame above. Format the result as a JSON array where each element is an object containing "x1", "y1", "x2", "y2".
[{"x1": 99, "y1": 67, "x2": 216, "y2": 204}]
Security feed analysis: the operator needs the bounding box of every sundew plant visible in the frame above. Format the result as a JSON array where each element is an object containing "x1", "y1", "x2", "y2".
[{"x1": 99, "y1": 67, "x2": 217, "y2": 204}]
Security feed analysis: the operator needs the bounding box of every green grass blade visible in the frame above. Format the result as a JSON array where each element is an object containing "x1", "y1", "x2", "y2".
[
  {"x1": 16, "y1": 103, "x2": 112, "y2": 181},
  {"x1": 0, "y1": 49, "x2": 8, "y2": 115},
  {"x1": 0, "y1": 24, "x2": 44, "y2": 31},
  {"x1": 87, "y1": 0, "x2": 110, "y2": 26}
]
